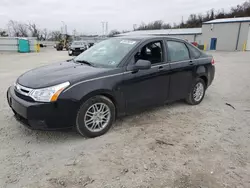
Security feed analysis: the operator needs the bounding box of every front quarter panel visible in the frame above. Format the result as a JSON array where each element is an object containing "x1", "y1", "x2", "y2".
[{"x1": 60, "y1": 69, "x2": 126, "y2": 114}]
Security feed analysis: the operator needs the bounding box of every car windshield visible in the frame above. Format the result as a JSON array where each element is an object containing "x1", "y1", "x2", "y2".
[
  {"x1": 72, "y1": 41, "x2": 85, "y2": 46},
  {"x1": 74, "y1": 38, "x2": 139, "y2": 68}
]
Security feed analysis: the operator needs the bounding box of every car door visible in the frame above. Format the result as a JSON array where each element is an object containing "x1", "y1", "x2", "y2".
[
  {"x1": 166, "y1": 39, "x2": 196, "y2": 101},
  {"x1": 120, "y1": 39, "x2": 171, "y2": 112}
]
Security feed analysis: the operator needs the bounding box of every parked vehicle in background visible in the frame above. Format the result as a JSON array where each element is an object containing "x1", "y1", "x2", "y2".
[
  {"x1": 68, "y1": 41, "x2": 89, "y2": 56},
  {"x1": 56, "y1": 40, "x2": 69, "y2": 51},
  {"x1": 7, "y1": 36, "x2": 215, "y2": 138},
  {"x1": 39, "y1": 43, "x2": 47, "y2": 48},
  {"x1": 88, "y1": 42, "x2": 94, "y2": 48},
  {"x1": 191, "y1": 42, "x2": 198, "y2": 47}
]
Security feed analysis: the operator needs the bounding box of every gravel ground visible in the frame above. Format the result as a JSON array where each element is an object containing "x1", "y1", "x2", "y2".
[{"x1": 0, "y1": 49, "x2": 250, "y2": 188}]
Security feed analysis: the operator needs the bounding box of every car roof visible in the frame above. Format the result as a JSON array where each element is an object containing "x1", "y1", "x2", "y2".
[
  {"x1": 72, "y1": 40, "x2": 87, "y2": 43},
  {"x1": 114, "y1": 35, "x2": 186, "y2": 42},
  {"x1": 115, "y1": 35, "x2": 205, "y2": 55}
]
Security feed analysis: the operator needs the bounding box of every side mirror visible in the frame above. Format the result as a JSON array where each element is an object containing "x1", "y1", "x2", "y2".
[
  {"x1": 127, "y1": 59, "x2": 151, "y2": 72},
  {"x1": 134, "y1": 59, "x2": 151, "y2": 70}
]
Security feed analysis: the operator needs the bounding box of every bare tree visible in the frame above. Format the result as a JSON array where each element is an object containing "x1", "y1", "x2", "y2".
[
  {"x1": 18, "y1": 23, "x2": 29, "y2": 37},
  {"x1": 136, "y1": 20, "x2": 171, "y2": 30},
  {"x1": 133, "y1": 0, "x2": 250, "y2": 30},
  {"x1": 8, "y1": 20, "x2": 28, "y2": 37},
  {"x1": 8, "y1": 20, "x2": 19, "y2": 36},
  {"x1": 0, "y1": 29, "x2": 8, "y2": 37},
  {"x1": 108, "y1": 30, "x2": 121, "y2": 37},
  {"x1": 28, "y1": 23, "x2": 40, "y2": 39},
  {"x1": 50, "y1": 31, "x2": 62, "y2": 41},
  {"x1": 42, "y1": 29, "x2": 48, "y2": 40}
]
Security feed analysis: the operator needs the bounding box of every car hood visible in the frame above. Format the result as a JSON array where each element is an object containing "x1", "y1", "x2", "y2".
[
  {"x1": 70, "y1": 44, "x2": 86, "y2": 48},
  {"x1": 17, "y1": 61, "x2": 109, "y2": 88}
]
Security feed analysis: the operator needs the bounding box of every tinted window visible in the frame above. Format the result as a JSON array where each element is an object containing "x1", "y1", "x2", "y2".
[
  {"x1": 167, "y1": 41, "x2": 190, "y2": 62},
  {"x1": 75, "y1": 38, "x2": 139, "y2": 67},
  {"x1": 135, "y1": 41, "x2": 163, "y2": 64},
  {"x1": 187, "y1": 43, "x2": 201, "y2": 59},
  {"x1": 72, "y1": 41, "x2": 86, "y2": 46}
]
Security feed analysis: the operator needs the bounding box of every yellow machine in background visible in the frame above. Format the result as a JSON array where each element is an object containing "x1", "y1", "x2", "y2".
[
  {"x1": 35, "y1": 42, "x2": 40, "y2": 52},
  {"x1": 56, "y1": 35, "x2": 71, "y2": 51},
  {"x1": 243, "y1": 42, "x2": 247, "y2": 51}
]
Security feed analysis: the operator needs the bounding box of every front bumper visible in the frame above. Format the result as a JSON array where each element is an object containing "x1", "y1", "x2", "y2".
[
  {"x1": 7, "y1": 86, "x2": 77, "y2": 130},
  {"x1": 68, "y1": 49, "x2": 85, "y2": 56}
]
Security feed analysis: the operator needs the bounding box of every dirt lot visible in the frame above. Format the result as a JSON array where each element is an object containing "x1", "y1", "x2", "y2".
[{"x1": 0, "y1": 49, "x2": 250, "y2": 188}]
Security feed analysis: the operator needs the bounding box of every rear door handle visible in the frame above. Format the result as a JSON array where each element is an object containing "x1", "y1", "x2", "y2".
[
  {"x1": 158, "y1": 66, "x2": 163, "y2": 70},
  {"x1": 189, "y1": 61, "x2": 194, "y2": 66}
]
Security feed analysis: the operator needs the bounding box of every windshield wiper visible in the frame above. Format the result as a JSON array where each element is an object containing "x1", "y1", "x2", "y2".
[
  {"x1": 75, "y1": 60, "x2": 95, "y2": 67},
  {"x1": 66, "y1": 58, "x2": 75, "y2": 62}
]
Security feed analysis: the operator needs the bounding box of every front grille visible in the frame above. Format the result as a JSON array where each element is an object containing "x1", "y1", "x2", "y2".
[
  {"x1": 15, "y1": 83, "x2": 34, "y2": 102},
  {"x1": 20, "y1": 88, "x2": 29, "y2": 94},
  {"x1": 14, "y1": 90, "x2": 34, "y2": 102}
]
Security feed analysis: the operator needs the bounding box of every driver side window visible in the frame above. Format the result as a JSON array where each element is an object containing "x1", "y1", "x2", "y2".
[{"x1": 134, "y1": 41, "x2": 163, "y2": 65}]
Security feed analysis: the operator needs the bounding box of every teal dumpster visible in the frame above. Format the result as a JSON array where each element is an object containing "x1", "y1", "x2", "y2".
[{"x1": 18, "y1": 39, "x2": 30, "y2": 53}]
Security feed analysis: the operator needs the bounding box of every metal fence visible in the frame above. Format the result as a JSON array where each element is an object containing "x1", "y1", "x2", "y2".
[
  {"x1": 0, "y1": 37, "x2": 18, "y2": 52},
  {"x1": 0, "y1": 37, "x2": 38, "y2": 52}
]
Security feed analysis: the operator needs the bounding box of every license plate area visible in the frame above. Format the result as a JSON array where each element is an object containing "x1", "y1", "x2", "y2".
[
  {"x1": 13, "y1": 110, "x2": 31, "y2": 127},
  {"x1": 7, "y1": 91, "x2": 12, "y2": 106},
  {"x1": 10, "y1": 96, "x2": 28, "y2": 119}
]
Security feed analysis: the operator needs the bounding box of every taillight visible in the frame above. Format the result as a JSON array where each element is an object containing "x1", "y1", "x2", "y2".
[{"x1": 211, "y1": 58, "x2": 215, "y2": 65}]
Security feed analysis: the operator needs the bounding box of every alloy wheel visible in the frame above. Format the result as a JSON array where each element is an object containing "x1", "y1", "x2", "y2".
[
  {"x1": 84, "y1": 103, "x2": 111, "y2": 132},
  {"x1": 193, "y1": 82, "x2": 204, "y2": 102}
]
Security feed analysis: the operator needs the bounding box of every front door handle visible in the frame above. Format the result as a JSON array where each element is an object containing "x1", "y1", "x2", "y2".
[{"x1": 158, "y1": 66, "x2": 163, "y2": 70}]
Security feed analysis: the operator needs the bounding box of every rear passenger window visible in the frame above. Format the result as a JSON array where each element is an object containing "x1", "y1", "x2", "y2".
[
  {"x1": 187, "y1": 44, "x2": 201, "y2": 59},
  {"x1": 167, "y1": 41, "x2": 190, "y2": 62}
]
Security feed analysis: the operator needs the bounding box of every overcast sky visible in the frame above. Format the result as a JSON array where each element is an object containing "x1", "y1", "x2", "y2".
[{"x1": 0, "y1": 0, "x2": 247, "y2": 35}]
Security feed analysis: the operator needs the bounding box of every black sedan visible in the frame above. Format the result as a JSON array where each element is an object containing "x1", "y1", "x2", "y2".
[{"x1": 7, "y1": 36, "x2": 215, "y2": 138}]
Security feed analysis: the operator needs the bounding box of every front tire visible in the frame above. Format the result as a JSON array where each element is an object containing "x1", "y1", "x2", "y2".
[
  {"x1": 76, "y1": 96, "x2": 115, "y2": 138},
  {"x1": 186, "y1": 78, "x2": 206, "y2": 105}
]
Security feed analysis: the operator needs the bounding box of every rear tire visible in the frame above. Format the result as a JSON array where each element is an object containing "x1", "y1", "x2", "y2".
[
  {"x1": 186, "y1": 78, "x2": 206, "y2": 105},
  {"x1": 76, "y1": 96, "x2": 115, "y2": 138}
]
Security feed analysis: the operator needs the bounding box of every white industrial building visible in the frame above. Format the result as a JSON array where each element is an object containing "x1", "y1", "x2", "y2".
[
  {"x1": 202, "y1": 17, "x2": 250, "y2": 51},
  {"x1": 117, "y1": 28, "x2": 202, "y2": 43},
  {"x1": 119, "y1": 17, "x2": 250, "y2": 51}
]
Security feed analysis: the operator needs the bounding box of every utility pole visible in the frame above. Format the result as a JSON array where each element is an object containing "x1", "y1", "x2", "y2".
[
  {"x1": 101, "y1": 21, "x2": 108, "y2": 36},
  {"x1": 133, "y1": 24, "x2": 137, "y2": 30},
  {"x1": 106, "y1": 22, "x2": 108, "y2": 36},
  {"x1": 73, "y1": 29, "x2": 76, "y2": 40},
  {"x1": 65, "y1": 24, "x2": 67, "y2": 35},
  {"x1": 180, "y1": 16, "x2": 184, "y2": 28},
  {"x1": 61, "y1": 21, "x2": 66, "y2": 34},
  {"x1": 101, "y1": 22, "x2": 105, "y2": 36},
  {"x1": 61, "y1": 21, "x2": 67, "y2": 47}
]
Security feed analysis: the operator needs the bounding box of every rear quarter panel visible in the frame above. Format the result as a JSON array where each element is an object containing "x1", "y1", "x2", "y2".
[{"x1": 195, "y1": 56, "x2": 214, "y2": 87}]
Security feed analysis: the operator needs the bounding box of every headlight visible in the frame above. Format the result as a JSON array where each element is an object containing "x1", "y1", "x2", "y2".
[{"x1": 29, "y1": 82, "x2": 70, "y2": 102}]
